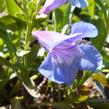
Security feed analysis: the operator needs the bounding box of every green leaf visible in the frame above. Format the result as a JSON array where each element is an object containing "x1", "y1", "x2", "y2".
[
  {"x1": 62, "y1": 3, "x2": 71, "y2": 26},
  {"x1": 91, "y1": 18, "x2": 107, "y2": 50},
  {"x1": 0, "y1": 29, "x2": 16, "y2": 53},
  {"x1": 0, "y1": 68, "x2": 13, "y2": 92},
  {"x1": 0, "y1": 0, "x2": 5, "y2": 11},
  {"x1": 92, "y1": 73, "x2": 109, "y2": 87},
  {"x1": 88, "y1": 0, "x2": 96, "y2": 17},
  {"x1": 95, "y1": 0, "x2": 107, "y2": 20},
  {"x1": 0, "y1": 38, "x2": 3, "y2": 46},
  {"x1": 6, "y1": 0, "x2": 22, "y2": 16},
  {"x1": 22, "y1": 78, "x2": 37, "y2": 97},
  {"x1": 0, "y1": 38, "x2": 4, "y2": 50},
  {"x1": 24, "y1": 45, "x2": 39, "y2": 69},
  {"x1": 53, "y1": 9, "x2": 63, "y2": 31},
  {"x1": 0, "y1": 15, "x2": 26, "y2": 31},
  {"x1": 88, "y1": 98, "x2": 109, "y2": 109},
  {"x1": 53, "y1": 3, "x2": 71, "y2": 32},
  {"x1": 28, "y1": 1, "x2": 36, "y2": 14},
  {"x1": 72, "y1": 86, "x2": 89, "y2": 103}
]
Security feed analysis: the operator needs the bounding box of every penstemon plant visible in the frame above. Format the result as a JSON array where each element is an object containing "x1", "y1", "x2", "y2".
[{"x1": 0, "y1": 0, "x2": 109, "y2": 109}]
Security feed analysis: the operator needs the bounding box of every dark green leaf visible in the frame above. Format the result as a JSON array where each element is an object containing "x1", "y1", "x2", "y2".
[
  {"x1": 0, "y1": 15, "x2": 26, "y2": 31},
  {"x1": 91, "y1": 18, "x2": 107, "y2": 50}
]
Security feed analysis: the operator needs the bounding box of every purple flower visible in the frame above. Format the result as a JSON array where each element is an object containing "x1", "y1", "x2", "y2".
[
  {"x1": 40, "y1": 0, "x2": 88, "y2": 15},
  {"x1": 40, "y1": 0, "x2": 67, "y2": 15},
  {"x1": 32, "y1": 22, "x2": 103, "y2": 85}
]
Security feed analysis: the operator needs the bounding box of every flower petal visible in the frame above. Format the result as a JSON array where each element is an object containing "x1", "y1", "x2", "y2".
[
  {"x1": 69, "y1": 0, "x2": 88, "y2": 8},
  {"x1": 32, "y1": 22, "x2": 98, "y2": 51},
  {"x1": 71, "y1": 22, "x2": 98, "y2": 39},
  {"x1": 40, "y1": 0, "x2": 67, "y2": 15},
  {"x1": 39, "y1": 46, "x2": 81, "y2": 85},
  {"x1": 78, "y1": 44, "x2": 104, "y2": 71},
  {"x1": 53, "y1": 22, "x2": 98, "y2": 49},
  {"x1": 32, "y1": 31, "x2": 68, "y2": 51},
  {"x1": 32, "y1": 30, "x2": 85, "y2": 51}
]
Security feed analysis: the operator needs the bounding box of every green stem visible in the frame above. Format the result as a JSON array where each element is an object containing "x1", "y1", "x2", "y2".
[
  {"x1": 36, "y1": 0, "x2": 41, "y2": 15},
  {"x1": 25, "y1": 20, "x2": 33, "y2": 50},
  {"x1": 25, "y1": 0, "x2": 41, "y2": 50},
  {"x1": 52, "y1": 11, "x2": 57, "y2": 31}
]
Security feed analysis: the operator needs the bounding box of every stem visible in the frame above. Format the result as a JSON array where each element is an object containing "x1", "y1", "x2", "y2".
[
  {"x1": 25, "y1": 20, "x2": 33, "y2": 50},
  {"x1": 52, "y1": 11, "x2": 57, "y2": 31},
  {"x1": 25, "y1": 0, "x2": 41, "y2": 50},
  {"x1": 36, "y1": 0, "x2": 41, "y2": 15}
]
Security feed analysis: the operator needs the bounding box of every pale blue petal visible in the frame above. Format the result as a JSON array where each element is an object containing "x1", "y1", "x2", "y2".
[
  {"x1": 78, "y1": 44, "x2": 103, "y2": 71},
  {"x1": 39, "y1": 46, "x2": 81, "y2": 85},
  {"x1": 54, "y1": 22, "x2": 98, "y2": 48},
  {"x1": 32, "y1": 31, "x2": 81, "y2": 51},
  {"x1": 32, "y1": 31, "x2": 68, "y2": 51},
  {"x1": 40, "y1": 0, "x2": 67, "y2": 15},
  {"x1": 69, "y1": 0, "x2": 88, "y2": 8},
  {"x1": 32, "y1": 22, "x2": 98, "y2": 51},
  {"x1": 71, "y1": 22, "x2": 98, "y2": 39}
]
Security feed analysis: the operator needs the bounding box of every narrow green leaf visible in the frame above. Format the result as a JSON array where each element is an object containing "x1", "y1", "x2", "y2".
[
  {"x1": 6, "y1": 0, "x2": 22, "y2": 16},
  {"x1": 0, "y1": 0, "x2": 5, "y2": 11},
  {"x1": 95, "y1": 0, "x2": 107, "y2": 20},
  {"x1": 0, "y1": 15, "x2": 26, "y2": 31},
  {"x1": 53, "y1": 9, "x2": 63, "y2": 31},
  {"x1": 91, "y1": 18, "x2": 107, "y2": 50},
  {"x1": 62, "y1": 3, "x2": 71, "y2": 26},
  {"x1": 88, "y1": 98, "x2": 109, "y2": 109},
  {"x1": 24, "y1": 45, "x2": 39, "y2": 69},
  {"x1": 88, "y1": 0, "x2": 96, "y2": 17},
  {"x1": 0, "y1": 29, "x2": 16, "y2": 53},
  {"x1": 92, "y1": 73, "x2": 109, "y2": 87},
  {"x1": 23, "y1": 78, "x2": 37, "y2": 97}
]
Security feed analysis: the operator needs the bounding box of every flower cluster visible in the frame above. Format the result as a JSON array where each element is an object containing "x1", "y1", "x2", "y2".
[{"x1": 32, "y1": 0, "x2": 104, "y2": 85}]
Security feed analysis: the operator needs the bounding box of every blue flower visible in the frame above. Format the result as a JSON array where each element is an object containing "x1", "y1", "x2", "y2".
[
  {"x1": 40, "y1": 0, "x2": 88, "y2": 15},
  {"x1": 32, "y1": 22, "x2": 103, "y2": 85},
  {"x1": 69, "y1": 0, "x2": 88, "y2": 8}
]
